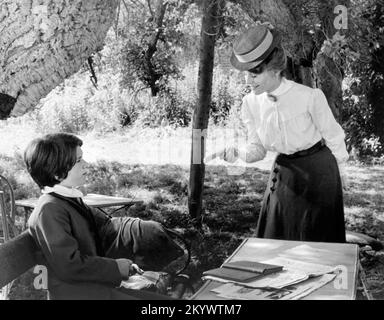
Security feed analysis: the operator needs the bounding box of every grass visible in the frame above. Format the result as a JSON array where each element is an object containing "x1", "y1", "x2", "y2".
[{"x1": 1, "y1": 128, "x2": 384, "y2": 299}]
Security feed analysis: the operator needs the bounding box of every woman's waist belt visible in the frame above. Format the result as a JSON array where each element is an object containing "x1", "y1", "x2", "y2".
[{"x1": 280, "y1": 141, "x2": 325, "y2": 159}]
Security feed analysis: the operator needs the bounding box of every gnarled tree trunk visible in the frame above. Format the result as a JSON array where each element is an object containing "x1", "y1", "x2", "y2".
[{"x1": 0, "y1": 0, "x2": 119, "y2": 119}]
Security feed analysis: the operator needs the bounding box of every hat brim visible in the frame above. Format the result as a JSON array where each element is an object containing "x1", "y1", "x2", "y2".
[{"x1": 230, "y1": 29, "x2": 280, "y2": 72}]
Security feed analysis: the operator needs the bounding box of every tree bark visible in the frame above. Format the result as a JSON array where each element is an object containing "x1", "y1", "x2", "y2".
[
  {"x1": 188, "y1": 0, "x2": 223, "y2": 223},
  {"x1": 311, "y1": 0, "x2": 348, "y2": 121},
  {"x1": 144, "y1": 0, "x2": 168, "y2": 96},
  {"x1": 0, "y1": 0, "x2": 119, "y2": 119}
]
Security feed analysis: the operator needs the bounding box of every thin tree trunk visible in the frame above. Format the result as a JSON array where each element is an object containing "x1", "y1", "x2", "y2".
[
  {"x1": 188, "y1": 0, "x2": 223, "y2": 224},
  {"x1": 312, "y1": 0, "x2": 349, "y2": 122},
  {"x1": 0, "y1": 0, "x2": 119, "y2": 119},
  {"x1": 144, "y1": 0, "x2": 168, "y2": 97}
]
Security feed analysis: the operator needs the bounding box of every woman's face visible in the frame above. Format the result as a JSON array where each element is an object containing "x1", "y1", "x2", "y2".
[
  {"x1": 245, "y1": 68, "x2": 281, "y2": 95},
  {"x1": 59, "y1": 146, "x2": 88, "y2": 188}
]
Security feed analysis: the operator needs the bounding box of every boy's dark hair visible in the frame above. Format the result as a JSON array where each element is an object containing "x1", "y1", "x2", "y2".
[{"x1": 24, "y1": 133, "x2": 83, "y2": 189}]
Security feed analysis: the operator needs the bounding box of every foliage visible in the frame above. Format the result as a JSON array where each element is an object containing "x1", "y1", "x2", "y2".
[
  {"x1": 5, "y1": 0, "x2": 382, "y2": 155},
  {"x1": 278, "y1": 0, "x2": 384, "y2": 157},
  {"x1": 134, "y1": 88, "x2": 192, "y2": 128},
  {"x1": 338, "y1": 0, "x2": 384, "y2": 156},
  {"x1": 210, "y1": 66, "x2": 244, "y2": 125},
  {"x1": 118, "y1": 0, "x2": 187, "y2": 95},
  {"x1": 31, "y1": 70, "x2": 132, "y2": 134}
]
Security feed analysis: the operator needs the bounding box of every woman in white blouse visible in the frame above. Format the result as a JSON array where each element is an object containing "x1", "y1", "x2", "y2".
[{"x1": 210, "y1": 24, "x2": 349, "y2": 242}]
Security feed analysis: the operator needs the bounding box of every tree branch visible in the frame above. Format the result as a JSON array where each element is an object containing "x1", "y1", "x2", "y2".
[{"x1": 147, "y1": 0, "x2": 154, "y2": 18}]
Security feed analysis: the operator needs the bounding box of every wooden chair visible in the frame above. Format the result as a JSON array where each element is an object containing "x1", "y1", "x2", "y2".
[
  {"x1": 0, "y1": 174, "x2": 17, "y2": 241},
  {"x1": 0, "y1": 174, "x2": 19, "y2": 299},
  {"x1": 0, "y1": 230, "x2": 39, "y2": 290}
]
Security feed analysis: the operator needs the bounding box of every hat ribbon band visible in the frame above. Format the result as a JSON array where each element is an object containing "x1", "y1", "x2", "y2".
[{"x1": 235, "y1": 30, "x2": 273, "y2": 63}]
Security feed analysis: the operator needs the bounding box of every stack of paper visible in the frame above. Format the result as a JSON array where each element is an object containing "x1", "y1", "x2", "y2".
[
  {"x1": 203, "y1": 268, "x2": 309, "y2": 289},
  {"x1": 261, "y1": 257, "x2": 337, "y2": 277},
  {"x1": 207, "y1": 245, "x2": 340, "y2": 300}
]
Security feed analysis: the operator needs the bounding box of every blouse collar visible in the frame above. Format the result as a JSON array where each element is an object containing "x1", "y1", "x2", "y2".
[
  {"x1": 42, "y1": 184, "x2": 84, "y2": 198},
  {"x1": 269, "y1": 77, "x2": 293, "y2": 97}
]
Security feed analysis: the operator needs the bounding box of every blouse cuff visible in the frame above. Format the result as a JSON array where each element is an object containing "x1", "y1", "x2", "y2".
[{"x1": 240, "y1": 144, "x2": 267, "y2": 163}]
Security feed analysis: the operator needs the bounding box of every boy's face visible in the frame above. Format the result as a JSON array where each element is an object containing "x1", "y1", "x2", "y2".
[{"x1": 58, "y1": 146, "x2": 88, "y2": 188}]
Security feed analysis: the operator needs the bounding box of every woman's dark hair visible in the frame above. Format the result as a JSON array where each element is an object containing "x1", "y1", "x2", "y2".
[{"x1": 24, "y1": 133, "x2": 83, "y2": 189}]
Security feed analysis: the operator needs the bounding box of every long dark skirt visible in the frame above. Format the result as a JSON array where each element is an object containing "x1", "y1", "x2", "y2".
[{"x1": 255, "y1": 146, "x2": 346, "y2": 243}]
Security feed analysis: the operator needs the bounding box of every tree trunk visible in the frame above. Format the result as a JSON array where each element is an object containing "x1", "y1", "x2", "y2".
[
  {"x1": 188, "y1": 0, "x2": 223, "y2": 223},
  {"x1": 144, "y1": 0, "x2": 168, "y2": 97},
  {"x1": 0, "y1": 0, "x2": 119, "y2": 119},
  {"x1": 313, "y1": 54, "x2": 343, "y2": 120},
  {"x1": 311, "y1": 0, "x2": 348, "y2": 121}
]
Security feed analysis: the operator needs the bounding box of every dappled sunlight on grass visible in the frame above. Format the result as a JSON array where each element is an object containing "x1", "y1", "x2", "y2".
[
  {"x1": 2, "y1": 131, "x2": 384, "y2": 299},
  {"x1": 343, "y1": 163, "x2": 384, "y2": 241}
]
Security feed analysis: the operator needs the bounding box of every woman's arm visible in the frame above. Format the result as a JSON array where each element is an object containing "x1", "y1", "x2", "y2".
[
  {"x1": 309, "y1": 89, "x2": 349, "y2": 189},
  {"x1": 205, "y1": 98, "x2": 267, "y2": 164},
  {"x1": 308, "y1": 88, "x2": 349, "y2": 164},
  {"x1": 240, "y1": 98, "x2": 267, "y2": 163}
]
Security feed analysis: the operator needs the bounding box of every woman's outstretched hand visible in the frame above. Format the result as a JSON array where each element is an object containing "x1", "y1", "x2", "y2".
[{"x1": 205, "y1": 147, "x2": 239, "y2": 163}]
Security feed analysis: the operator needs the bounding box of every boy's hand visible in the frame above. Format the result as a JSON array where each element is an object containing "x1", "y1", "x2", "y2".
[
  {"x1": 116, "y1": 259, "x2": 144, "y2": 280},
  {"x1": 131, "y1": 264, "x2": 144, "y2": 275}
]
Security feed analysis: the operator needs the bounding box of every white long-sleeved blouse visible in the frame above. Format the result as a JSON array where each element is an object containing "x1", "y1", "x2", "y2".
[{"x1": 241, "y1": 78, "x2": 349, "y2": 164}]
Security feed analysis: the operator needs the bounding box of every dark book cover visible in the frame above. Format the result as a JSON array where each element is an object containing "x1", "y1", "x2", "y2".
[
  {"x1": 222, "y1": 260, "x2": 283, "y2": 275},
  {"x1": 202, "y1": 267, "x2": 264, "y2": 282}
]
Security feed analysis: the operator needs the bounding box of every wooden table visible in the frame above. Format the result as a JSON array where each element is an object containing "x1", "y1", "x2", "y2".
[
  {"x1": 15, "y1": 193, "x2": 142, "y2": 229},
  {"x1": 192, "y1": 237, "x2": 359, "y2": 300}
]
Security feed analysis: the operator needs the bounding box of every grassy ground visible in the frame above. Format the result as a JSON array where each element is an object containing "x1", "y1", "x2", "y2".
[{"x1": 1, "y1": 128, "x2": 384, "y2": 300}]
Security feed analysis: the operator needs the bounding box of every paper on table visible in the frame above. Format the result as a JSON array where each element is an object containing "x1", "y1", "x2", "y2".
[
  {"x1": 210, "y1": 274, "x2": 337, "y2": 300},
  {"x1": 203, "y1": 251, "x2": 337, "y2": 290},
  {"x1": 278, "y1": 273, "x2": 337, "y2": 300},
  {"x1": 212, "y1": 283, "x2": 276, "y2": 300},
  {"x1": 261, "y1": 257, "x2": 336, "y2": 277},
  {"x1": 244, "y1": 269, "x2": 309, "y2": 289},
  {"x1": 203, "y1": 269, "x2": 308, "y2": 289}
]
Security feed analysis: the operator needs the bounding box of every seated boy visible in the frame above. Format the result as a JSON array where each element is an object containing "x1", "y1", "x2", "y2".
[{"x1": 24, "y1": 133, "x2": 181, "y2": 300}]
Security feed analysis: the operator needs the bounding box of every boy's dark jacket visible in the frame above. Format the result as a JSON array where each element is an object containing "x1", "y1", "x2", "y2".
[{"x1": 28, "y1": 193, "x2": 183, "y2": 300}]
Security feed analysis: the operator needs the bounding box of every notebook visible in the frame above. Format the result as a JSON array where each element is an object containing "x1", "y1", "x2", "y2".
[
  {"x1": 202, "y1": 267, "x2": 264, "y2": 282},
  {"x1": 222, "y1": 260, "x2": 283, "y2": 275}
]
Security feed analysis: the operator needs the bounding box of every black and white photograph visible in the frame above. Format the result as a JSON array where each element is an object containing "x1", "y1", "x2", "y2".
[{"x1": 0, "y1": 0, "x2": 383, "y2": 307}]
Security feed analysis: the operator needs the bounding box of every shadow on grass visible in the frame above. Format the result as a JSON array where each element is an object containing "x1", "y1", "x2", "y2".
[{"x1": 3, "y1": 155, "x2": 384, "y2": 299}]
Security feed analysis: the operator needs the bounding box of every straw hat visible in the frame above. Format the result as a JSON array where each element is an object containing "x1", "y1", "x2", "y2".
[{"x1": 230, "y1": 25, "x2": 280, "y2": 71}]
